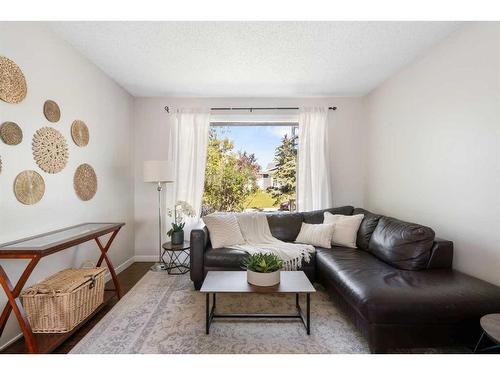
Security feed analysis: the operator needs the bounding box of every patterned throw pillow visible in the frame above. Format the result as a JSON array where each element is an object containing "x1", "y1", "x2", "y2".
[
  {"x1": 295, "y1": 222, "x2": 336, "y2": 248},
  {"x1": 203, "y1": 214, "x2": 246, "y2": 249}
]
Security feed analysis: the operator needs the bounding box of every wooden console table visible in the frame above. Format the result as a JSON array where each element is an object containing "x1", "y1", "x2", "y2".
[{"x1": 0, "y1": 222, "x2": 125, "y2": 354}]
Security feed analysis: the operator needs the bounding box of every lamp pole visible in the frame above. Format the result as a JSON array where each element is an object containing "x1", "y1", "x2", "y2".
[
  {"x1": 158, "y1": 182, "x2": 167, "y2": 270},
  {"x1": 143, "y1": 160, "x2": 174, "y2": 272},
  {"x1": 151, "y1": 181, "x2": 168, "y2": 271}
]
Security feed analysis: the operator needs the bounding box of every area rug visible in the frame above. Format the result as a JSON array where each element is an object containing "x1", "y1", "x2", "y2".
[
  {"x1": 71, "y1": 271, "x2": 470, "y2": 354},
  {"x1": 70, "y1": 271, "x2": 370, "y2": 353}
]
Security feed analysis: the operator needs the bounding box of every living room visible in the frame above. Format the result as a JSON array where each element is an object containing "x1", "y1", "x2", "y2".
[{"x1": 1, "y1": 1, "x2": 499, "y2": 373}]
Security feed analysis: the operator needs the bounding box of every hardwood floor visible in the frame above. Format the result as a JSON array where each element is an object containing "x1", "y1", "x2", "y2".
[{"x1": 1, "y1": 262, "x2": 153, "y2": 354}]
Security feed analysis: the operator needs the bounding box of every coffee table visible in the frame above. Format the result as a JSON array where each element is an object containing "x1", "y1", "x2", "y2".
[{"x1": 200, "y1": 271, "x2": 316, "y2": 334}]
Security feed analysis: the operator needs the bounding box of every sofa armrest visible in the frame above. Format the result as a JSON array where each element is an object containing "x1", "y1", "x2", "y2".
[
  {"x1": 190, "y1": 227, "x2": 208, "y2": 290},
  {"x1": 426, "y1": 238, "x2": 453, "y2": 269}
]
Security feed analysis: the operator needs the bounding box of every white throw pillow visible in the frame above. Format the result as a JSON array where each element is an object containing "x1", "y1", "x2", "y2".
[
  {"x1": 203, "y1": 214, "x2": 245, "y2": 249},
  {"x1": 295, "y1": 222, "x2": 335, "y2": 248},
  {"x1": 323, "y1": 212, "x2": 364, "y2": 248}
]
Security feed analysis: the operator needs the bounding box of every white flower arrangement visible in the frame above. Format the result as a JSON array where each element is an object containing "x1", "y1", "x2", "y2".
[{"x1": 168, "y1": 200, "x2": 196, "y2": 225}]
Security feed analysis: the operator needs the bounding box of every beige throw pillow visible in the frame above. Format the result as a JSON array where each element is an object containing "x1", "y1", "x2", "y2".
[
  {"x1": 295, "y1": 222, "x2": 335, "y2": 248},
  {"x1": 203, "y1": 214, "x2": 245, "y2": 249},
  {"x1": 323, "y1": 212, "x2": 364, "y2": 248}
]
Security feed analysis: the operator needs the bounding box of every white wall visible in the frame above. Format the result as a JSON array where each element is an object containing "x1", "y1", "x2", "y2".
[
  {"x1": 365, "y1": 23, "x2": 500, "y2": 285},
  {"x1": 133, "y1": 97, "x2": 367, "y2": 258},
  {"x1": 0, "y1": 23, "x2": 135, "y2": 348}
]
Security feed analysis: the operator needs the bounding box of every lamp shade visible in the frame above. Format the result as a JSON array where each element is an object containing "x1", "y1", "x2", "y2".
[{"x1": 143, "y1": 160, "x2": 174, "y2": 183}]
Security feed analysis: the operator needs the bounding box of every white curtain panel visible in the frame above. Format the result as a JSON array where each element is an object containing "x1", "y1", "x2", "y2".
[
  {"x1": 297, "y1": 107, "x2": 333, "y2": 211},
  {"x1": 167, "y1": 109, "x2": 210, "y2": 226}
]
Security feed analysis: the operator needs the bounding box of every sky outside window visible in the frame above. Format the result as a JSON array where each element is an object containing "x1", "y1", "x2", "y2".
[{"x1": 212, "y1": 125, "x2": 295, "y2": 170}]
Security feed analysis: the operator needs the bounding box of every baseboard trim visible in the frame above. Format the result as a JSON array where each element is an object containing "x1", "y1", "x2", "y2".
[
  {"x1": 103, "y1": 256, "x2": 135, "y2": 282},
  {"x1": 0, "y1": 255, "x2": 137, "y2": 352},
  {"x1": 0, "y1": 332, "x2": 23, "y2": 353}
]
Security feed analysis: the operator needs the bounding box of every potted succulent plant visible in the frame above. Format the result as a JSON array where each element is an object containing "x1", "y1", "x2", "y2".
[
  {"x1": 242, "y1": 253, "x2": 283, "y2": 287},
  {"x1": 167, "y1": 200, "x2": 195, "y2": 245}
]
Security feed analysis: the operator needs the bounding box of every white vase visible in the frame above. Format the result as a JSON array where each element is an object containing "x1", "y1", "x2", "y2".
[{"x1": 247, "y1": 270, "x2": 280, "y2": 287}]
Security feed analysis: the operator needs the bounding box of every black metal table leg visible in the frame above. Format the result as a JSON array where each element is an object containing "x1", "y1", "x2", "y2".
[
  {"x1": 306, "y1": 293, "x2": 311, "y2": 335},
  {"x1": 206, "y1": 293, "x2": 217, "y2": 334},
  {"x1": 206, "y1": 293, "x2": 210, "y2": 334},
  {"x1": 474, "y1": 331, "x2": 485, "y2": 353},
  {"x1": 473, "y1": 331, "x2": 500, "y2": 353},
  {"x1": 296, "y1": 293, "x2": 299, "y2": 309}
]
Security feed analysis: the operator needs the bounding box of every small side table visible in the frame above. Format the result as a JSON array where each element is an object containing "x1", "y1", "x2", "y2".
[
  {"x1": 474, "y1": 313, "x2": 500, "y2": 353},
  {"x1": 162, "y1": 241, "x2": 190, "y2": 275}
]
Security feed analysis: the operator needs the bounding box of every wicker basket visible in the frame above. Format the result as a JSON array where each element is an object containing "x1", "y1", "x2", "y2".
[{"x1": 20, "y1": 267, "x2": 105, "y2": 333}]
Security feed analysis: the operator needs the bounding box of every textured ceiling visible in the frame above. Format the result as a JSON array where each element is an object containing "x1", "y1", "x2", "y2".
[{"x1": 48, "y1": 21, "x2": 463, "y2": 97}]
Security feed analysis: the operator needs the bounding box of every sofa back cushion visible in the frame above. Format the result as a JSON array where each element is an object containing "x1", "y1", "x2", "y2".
[
  {"x1": 302, "y1": 206, "x2": 354, "y2": 224},
  {"x1": 368, "y1": 216, "x2": 435, "y2": 270},
  {"x1": 265, "y1": 206, "x2": 354, "y2": 242},
  {"x1": 266, "y1": 212, "x2": 304, "y2": 242},
  {"x1": 353, "y1": 208, "x2": 382, "y2": 250}
]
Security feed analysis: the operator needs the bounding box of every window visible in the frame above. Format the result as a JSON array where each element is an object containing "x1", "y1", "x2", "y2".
[{"x1": 202, "y1": 124, "x2": 298, "y2": 215}]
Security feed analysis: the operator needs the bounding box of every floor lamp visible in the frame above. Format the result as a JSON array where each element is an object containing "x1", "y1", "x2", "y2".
[{"x1": 143, "y1": 160, "x2": 175, "y2": 272}]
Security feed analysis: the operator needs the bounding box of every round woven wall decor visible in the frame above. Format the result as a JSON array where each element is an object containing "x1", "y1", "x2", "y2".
[
  {"x1": 0, "y1": 56, "x2": 27, "y2": 104},
  {"x1": 0, "y1": 121, "x2": 23, "y2": 145},
  {"x1": 74, "y1": 163, "x2": 97, "y2": 201},
  {"x1": 14, "y1": 170, "x2": 45, "y2": 205},
  {"x1": 71, "y1": 120, "x2": 89, "y2": 147},
  {"x1": 32, "y1": 127, "x2": 69, "y2": 174},
  {"x1": 43, "y1": 100, "x2": 61, "y2": 123}
]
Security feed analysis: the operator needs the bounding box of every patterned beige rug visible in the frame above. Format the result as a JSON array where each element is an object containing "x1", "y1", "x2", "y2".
[
  {"x1": 71, "y1": 271, "x2": 470, "y2": 354},
  {"x1": 71, "y1": 271, "x2": 370, "y2": 353}
]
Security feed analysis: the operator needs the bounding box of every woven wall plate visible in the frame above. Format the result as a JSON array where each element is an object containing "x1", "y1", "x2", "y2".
[
  {"x1": 0, "y1": 56, "x2": 27, "y2": 104},
  {"x1": 14, "y1": 170, "x2": 45, "y2": 205},
  {"x1": 32, "y1": 127, "x2": 69, "y2": 174},
  {"x1": 43, "y1": 100, "x2": 61, "y2": 123},
  {"x1": 71, "y1": 120, "x2": 89, "y2": 147},
  {"x1": 0, "y1": 121, "x2": 23, "y2": 145},
  {"x1": 74, "y1": 163, "x2": 97, "y2": 201}
]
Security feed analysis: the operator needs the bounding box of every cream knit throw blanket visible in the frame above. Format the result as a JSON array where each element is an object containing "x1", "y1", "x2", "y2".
[{"x1": 229, "y1": 213, "x2": 315, "y2": 271}]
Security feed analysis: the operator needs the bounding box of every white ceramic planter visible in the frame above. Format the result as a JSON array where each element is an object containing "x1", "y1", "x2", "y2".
[{"x1": 247, "y1": 270, "x2": 280, "y2": 287}]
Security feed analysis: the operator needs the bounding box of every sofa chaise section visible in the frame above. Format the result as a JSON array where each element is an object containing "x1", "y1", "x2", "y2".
[{"x1": 315, "y1": 246, "x2": 500, "y2": 351}]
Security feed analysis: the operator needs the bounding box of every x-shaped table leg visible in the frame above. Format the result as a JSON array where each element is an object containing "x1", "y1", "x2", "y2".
[
  {"x1": 95, "y1": 229, "x2": 122, "y2": 299},
  {"x1": 0, "y1": 256, "x2": 40, "y2": 353}
]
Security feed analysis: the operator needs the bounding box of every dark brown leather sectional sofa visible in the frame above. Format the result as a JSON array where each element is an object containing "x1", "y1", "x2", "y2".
[{"x1": 190, "y1": 206, "x2": 500, "y2": 353}]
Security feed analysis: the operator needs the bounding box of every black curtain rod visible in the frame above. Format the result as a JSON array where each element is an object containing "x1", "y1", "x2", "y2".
[{"x1": 164, "y1": 106, "x2": 337, "y2": 113}]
